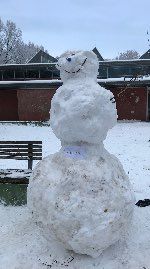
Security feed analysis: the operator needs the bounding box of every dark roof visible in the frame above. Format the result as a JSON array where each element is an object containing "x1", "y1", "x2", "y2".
[
  {"x1": 1, "y1": 58, "x2": 150, "y2": 70},
  {"x1": 1, "y1": 59, "x2": 150, "y2": 81},
  {"x1": 0, "y1": 63, "x2": 57, "y2": 71},
  {"x1": 92, "y1": 47, "x2": 104, "y2": 61},
  {"x1": 140, "y1": 49, "x2": 150, "y2": 59},
  {"x1": 28, "y1": 50, "x2": 57, "y2": 63}
]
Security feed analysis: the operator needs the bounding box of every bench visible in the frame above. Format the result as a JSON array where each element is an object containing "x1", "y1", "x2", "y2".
[{"x1": 0, "y1": 141, "x2": 42, "y2": 184}]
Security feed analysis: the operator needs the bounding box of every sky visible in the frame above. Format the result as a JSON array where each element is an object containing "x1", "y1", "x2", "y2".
[{"x1": 0, "y1": 0, "x2": 150, "y2": 59}]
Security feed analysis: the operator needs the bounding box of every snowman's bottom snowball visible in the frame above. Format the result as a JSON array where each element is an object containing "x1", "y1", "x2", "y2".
[{"x1": 28, "y1": 152, "x2": 134, "y2": 258}]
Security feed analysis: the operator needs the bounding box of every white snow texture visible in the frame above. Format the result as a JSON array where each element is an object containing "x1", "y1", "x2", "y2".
[
  {"x1": 51, "y1": 50, "x2": 117, "y2": 144},
  {"x1": 28, "y1": 50, "x2": 135, "y2": 258}
]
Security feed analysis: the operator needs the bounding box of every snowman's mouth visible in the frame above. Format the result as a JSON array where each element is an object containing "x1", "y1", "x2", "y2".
[{"x1": 58, "y1": 58, "x2": 87, "y2": 74}]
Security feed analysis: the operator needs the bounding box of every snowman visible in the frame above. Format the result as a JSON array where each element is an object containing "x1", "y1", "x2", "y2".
[{"x1": 28, "y1": 50, "x2": 134, "y2": 258}]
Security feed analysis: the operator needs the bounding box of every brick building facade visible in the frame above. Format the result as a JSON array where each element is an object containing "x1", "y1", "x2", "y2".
[{"x1": 0, "y1": 49, "x2": 150, "y2": 121}]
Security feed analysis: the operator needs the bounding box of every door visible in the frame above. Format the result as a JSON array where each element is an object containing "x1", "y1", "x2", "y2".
[{"x1": 0, "y1": 90, "x2": 19, "y2": 120}]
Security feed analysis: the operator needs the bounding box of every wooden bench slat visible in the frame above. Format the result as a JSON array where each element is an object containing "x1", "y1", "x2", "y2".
[
  {"x1": 0, "y1": 153, "x2": 42, "y2": 157},
  {"x1": 0, "y1": 145, "x2": 42, "y2": 148},
  {"x1": 0, "y1": 141, "x2": 42, "y2": 144},
  {"x1": 0, "y1": 144, "x2": 42, "y2": 146},
  {"x1": 0, "y1": 149, "x2": 42, "y2": 153},
  {"x1": 0, "y1": 140, "x2": 42, "y2": 175},
  {"x1": 0, "y1": 156, "x2": 42, "y2": 160}
]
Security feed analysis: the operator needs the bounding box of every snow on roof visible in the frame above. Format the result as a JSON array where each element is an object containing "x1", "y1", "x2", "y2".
[
  {"x1": 0, "y1": 79, "x2": 61, "y2": 84},
  {"x1": 0, "y1": 75, "x2": 150, "y2": 87},
  {"x1": 0, "y1": 75, "x2": 150, "y2": 84},
  {"x1": 98, "y1": 75, "x2": 150, "y2": 83}
]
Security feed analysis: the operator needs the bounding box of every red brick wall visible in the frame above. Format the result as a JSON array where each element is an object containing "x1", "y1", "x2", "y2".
[
  {"x1": 13, "y1": 86, "x2": 150, "y2": 122},
  {"x1": 110, "y1": 87, "x2": 147, "y2": 121},
  {"x1": 17, "y1": 87, "x2": 58, "y2": 121},
  {"x1": 0, "y1": 85, "x2": 147, "y2": 121}
]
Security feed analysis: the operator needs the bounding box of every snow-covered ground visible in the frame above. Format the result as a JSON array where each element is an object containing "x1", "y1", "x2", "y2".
[{"x1": 0, "y1": 121, "x2": 150, "y2": 269}]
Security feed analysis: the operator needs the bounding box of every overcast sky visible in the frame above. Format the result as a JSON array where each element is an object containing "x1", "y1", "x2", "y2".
[{"x1": 1, "y1": 0, "x2": 150, "y2": 59}]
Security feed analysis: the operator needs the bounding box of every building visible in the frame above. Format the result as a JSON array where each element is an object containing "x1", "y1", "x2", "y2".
[
  {"x1": 99, "y1": 58, "x2": 150, "y2": 121},
  {"x1": 92, "y1": 47, "x2": 104, "y2": 61},
  {"x1": 0, "y1": 49, "x2": 150, "y2": 121},
  {"x1": 27, "y1": 50, "x2": 57, "y2": 63},
  {"x1": 140, "y1": 49, "x2": 150, "y2": 59}
]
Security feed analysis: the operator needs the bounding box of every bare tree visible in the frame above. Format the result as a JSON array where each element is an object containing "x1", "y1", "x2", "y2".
[
  {"x1": 0, "y1": 19, "x2": 47, "y2": 64},
  {"x1": 0, "y1": 19, "x2": 5, "y2": 62},
  {"x1": 115, "y1": 50, "x2": 140, "y2": 60},
  {"x1": 22, "y1": 42, "x2": 45, "y2": 63},
  {"x1": 13, "y1": 41, "x2": 46, "y2": 64},
  {"x1": 2, "y1": 20, "x2": 22, "y2": 63}
]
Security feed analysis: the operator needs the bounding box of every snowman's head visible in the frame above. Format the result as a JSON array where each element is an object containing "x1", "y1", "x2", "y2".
[{"x1": 56, "y1": 50, "x2": 99, "y2": 83}]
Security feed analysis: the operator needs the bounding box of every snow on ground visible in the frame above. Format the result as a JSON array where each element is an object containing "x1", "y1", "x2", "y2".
[{"x1": 0, "y1": 121, "x2": 150, "y2": 269}]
